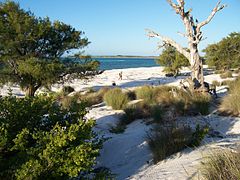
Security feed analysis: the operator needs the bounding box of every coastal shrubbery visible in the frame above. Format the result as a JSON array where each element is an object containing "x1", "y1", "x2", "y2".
[
  {"x1": 201, "y1": 150, "x2": 240, "y2": 180},
  {"x1": 135, "y1": 86, "x2": 211, "y2": 116},
  {"x1": 0, "y1": 96, "x2": 101, "y2": 179},
  {"x1": 220, "y1": 78, "x2": 240, "y2": 116},
  {"x1": 148, "y1": 124, "x2": 208, "y2": 163},
  {"x1": 104, "y1": 88, "x2": 129, "y2": 110}
]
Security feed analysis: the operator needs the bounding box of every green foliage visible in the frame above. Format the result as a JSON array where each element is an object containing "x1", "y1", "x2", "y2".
[
  {"x1": 204, "y1": 32, "x2": 240, "y2": 70},
  {"x1": 190, "y1": 124, "x2": 209, "y2": 147},
  {"x1": 156, "y1": 45, "x2": 189, "y2": 76},
  {"x1": 103, "y1": 88, "x2": 129, "y2": 110},
  {"x1": 0, "y1": 96, "x2": 101, "y2": 179},
  {"x1": 220, "y1": 78, "x2": 240, "y2": 116},
  {"x1": 148, "y1": 124, "x2": 208, "y2": 163},
  {"x1": 212, "y1": 80, "x2": 221, "y2": 87},
  {"x1": 0, "y1": 1, "x2": 99, "y2": 96},
  {"x1": 201, "y1": 150, "x2": 240, "y2": 180}
]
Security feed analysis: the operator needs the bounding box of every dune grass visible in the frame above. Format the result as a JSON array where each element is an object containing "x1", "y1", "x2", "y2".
[
  {"x1": 220, "y1": 78, "x2": 240, "y2": 116},
  {"x1": 201, "y1": 149, "x2": 240, "y2": 180},
  {"x1": 148, "y1": 124, "x2": 208, "y2": 163},
  {"x1": 103, "y1": 88, "x2": 130, "y2": 110}
]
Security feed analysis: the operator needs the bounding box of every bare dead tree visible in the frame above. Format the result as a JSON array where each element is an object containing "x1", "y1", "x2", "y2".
[{"x1": 147, "y1": 0, "x2": 226, "y2": 90}]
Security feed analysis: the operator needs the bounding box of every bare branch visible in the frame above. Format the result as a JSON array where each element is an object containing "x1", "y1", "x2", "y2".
[
  {"x1": 146, "y1": 29, "x2": 190, "y2": 60},
  {"x1": 197, "y1": 1, "x2": 226, "y2": 31},
  {"x1": 177, "y1": 31, "x2": 187, "y2": 38},
  {"x1": 166, "y1": 0, "x2": 181, "y2": 14}
]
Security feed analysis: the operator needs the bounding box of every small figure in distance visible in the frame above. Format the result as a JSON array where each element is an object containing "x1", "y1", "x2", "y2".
[{"x1": 118, "y1": 71, "x2": 123, "y2": 80}]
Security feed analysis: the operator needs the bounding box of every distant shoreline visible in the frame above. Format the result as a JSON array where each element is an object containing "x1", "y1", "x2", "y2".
[{"x1": 93, "y1": 56, "x2": 158, "y2": 59}]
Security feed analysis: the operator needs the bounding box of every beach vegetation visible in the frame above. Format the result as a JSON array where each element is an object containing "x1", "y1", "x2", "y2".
[
  {"x1": 156, "y1": 45, "x2": 189, "y2": 76},
  {"x1": 201, "y1": 149, "x2": 240, "y2": 180},
  {"x1": 220, "y1": 77, "x2": 240, "y2": 116},
  {"x1": 204, "y1": 32, "x2": 240, "y2": 70},
  {"x1": 148, "y1": 124, "x2": 208, "y2": 163},
  {"x1": 0, "y1": 1, "x2": 99, "y2": 97},
  {"x1": 103, "y1": 88, "x2": 129, "y2": 110},
  {"x1": 0, "y1": 95, "x2": 101, "y2": 179}
]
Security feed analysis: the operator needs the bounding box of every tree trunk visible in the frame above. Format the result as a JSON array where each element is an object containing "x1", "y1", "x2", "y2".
[
  {"x1": 189, "y1": 44, "x2": 204, "y2": 87},
  {"x1": 25, "y1": 85, "x2": 37, "y2": 97}
]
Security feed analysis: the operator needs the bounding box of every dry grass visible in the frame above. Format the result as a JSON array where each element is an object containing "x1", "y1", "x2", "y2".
[
  {"x1": 220, "y1": 78, "x2": 240, "y2": 116},
  {"x1": 201, "y1": 149, "x2": 240, "y2": 180}
]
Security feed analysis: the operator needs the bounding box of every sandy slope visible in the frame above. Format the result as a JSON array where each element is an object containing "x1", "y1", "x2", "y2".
[{"x1": 1, "y1": 66, "x2": 239, "y2": 179}]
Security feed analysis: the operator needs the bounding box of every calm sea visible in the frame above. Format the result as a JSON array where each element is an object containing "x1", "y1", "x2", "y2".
[{"x1": 96, "y1": 58, "x2": 158, "y2": 70}]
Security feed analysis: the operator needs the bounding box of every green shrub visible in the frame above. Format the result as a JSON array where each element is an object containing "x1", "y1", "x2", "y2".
[
  {"x1": 147, "y1": 125, "x2": 193, "y2": 163},
  {"x1": 191, "y1": 93, "x2": 211, "y2": 115},
  {"x1": 103, "y1": 88, "x2": 129, "y2": 110},
  {"x1": 0, "y1": 96, "x2": 101, "y2": 179},
  {"x1": 220, "y1": 78, "x2": 240, "y2": 116},
  {"x1": 148, "y1": 124, "x2": 208, "y2": 163},
  {"x1": 135, "y1": 86, "x2": 155, "y2": 104},
  {"x1": 220, "y1": 71, "x2": 233, "y2": 79},
  {"x1": 201, "y1": 150, "x2": 240, "y2": 180}
]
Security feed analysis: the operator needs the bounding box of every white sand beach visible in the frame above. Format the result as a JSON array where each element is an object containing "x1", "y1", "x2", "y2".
[{"x1": 1, "y1": 66, "x2": 239, "y2": 179}]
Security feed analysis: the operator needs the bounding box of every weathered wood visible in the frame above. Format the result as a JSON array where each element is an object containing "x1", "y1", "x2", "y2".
[{"x1": 147, "y1": 0, "x2": 226, "y2": 89}]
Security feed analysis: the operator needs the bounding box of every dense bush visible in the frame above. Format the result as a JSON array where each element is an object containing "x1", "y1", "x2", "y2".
[
  {"x1": 156, "y1": 45, "x2": 190, "y2": 76},
  {"x1": 220, "y1": 78, "x2": 240, "y2": 116},
  {"x1": 148, "y1": 124, "x2": 208, "y2": 163},
  {"x1": 0, "y1": 96, "x2": 101, "y2": 179},
  {"x1": 103, "y1": 88, "x2": 129, "y2": 110},
  {"x1": 204, "y1": 32, "x2": 240, "y2": 70},
  {"x1": 201, "y1": 150, "x2": 240, "y2": 180}
]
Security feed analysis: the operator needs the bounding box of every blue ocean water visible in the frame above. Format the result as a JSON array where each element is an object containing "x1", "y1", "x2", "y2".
[{"x1": 96, "y1": 58, "x2": 158, "y2": 70}]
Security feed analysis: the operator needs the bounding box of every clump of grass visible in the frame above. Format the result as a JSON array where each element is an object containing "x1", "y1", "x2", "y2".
[
  {"x1": 190, "y1": 93, "x2": 211, "y2": 115},
  {"x1": 220, "y1": 78, "x2": 240, "y2": 116},
  {"x1": 148, "y1": 124, "x2": 208, "y2": 163},
  {"x1": 212, "y1": 80, "x2": 221, "y2": 87},
  {"x1": 220, "y1": 71, "x2": 233, "y2": 79},
  {"x1": 148, "y1": 125, "x2": 192, "y2": 163},
  {"x1": 103, "y1": 88, "x2": 129, "y2": 110},
  {"x1": 135, "y1": 86, "x2": 155, "y2": 104},
  {"x1": 201, "y1": 149, "x2": 240, "y2": 180},
  {"x1": 80, "y1": 87, "x2": 110, "y2": 107}
]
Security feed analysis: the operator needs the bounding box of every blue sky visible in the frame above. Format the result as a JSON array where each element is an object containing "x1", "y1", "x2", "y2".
[{"x1": 3, "y1": 0, "x2": 240, "y2": 56}]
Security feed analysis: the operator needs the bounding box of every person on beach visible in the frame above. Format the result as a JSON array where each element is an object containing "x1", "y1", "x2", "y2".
[{"x1": 118, "y1": 71, "x2": 123, "y2": 80}]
